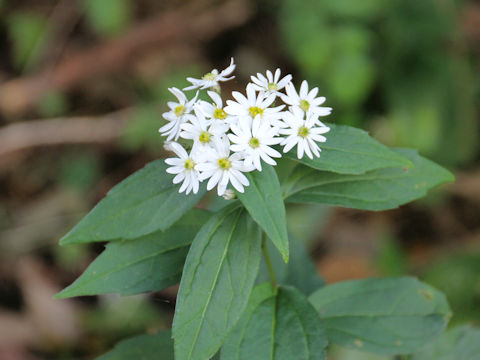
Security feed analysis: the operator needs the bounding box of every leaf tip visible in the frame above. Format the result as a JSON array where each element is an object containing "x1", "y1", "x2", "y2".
[
  {"x1": 53, "y1": 289, "x2": 69, "y2": 299},
  {"x1": 59, "y1": 227, "x2": 81, "y2": 245},
  {"x1": 445, "y1": 169, "x2": 455, "y2": 183},
  {"x1": 58, "y1": 234, "x2": 72, "y2": 246}
]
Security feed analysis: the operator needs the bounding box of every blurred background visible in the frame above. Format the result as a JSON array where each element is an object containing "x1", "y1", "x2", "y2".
[{"x1": 0, "y1": 0, "x2": 479, "y2": 359}]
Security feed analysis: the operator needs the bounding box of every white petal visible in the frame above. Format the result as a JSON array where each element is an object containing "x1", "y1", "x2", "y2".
[
  {"x1": 230, "y1": 169, "x2": 249, "y2": 186},
  {"x1": 170, "y1": 142, "x2": 188, "y2": 159},
  {"x1": 299, "y1": 80, "x2": 309, "y2": 98},
  {"x1": 207, "y1": 170, "x2": 222, "y2": 190},
  {"x1": 297, "y1": 139, "x2": 304, "y2": 159},
  {"x1": 173, "y1": 172, "x2": 185, "y2": 184},
  {"x1": 303, "y1": 139, "x2": 313, "y2": 159}
]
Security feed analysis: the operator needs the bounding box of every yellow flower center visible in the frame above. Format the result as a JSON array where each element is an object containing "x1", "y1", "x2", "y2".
[
  {"x1": 174, "y1": 105, "x2": 185, "y2": 117},
  {"x1": 202, "y1": 72, "x2": 216, "y2": 81},
  {"x1": 267, "y1": 82, "x2": 278, "y2": 91},
  {"x1": 298, "y1": 126, "x2": 310, "y2": 138},
  {"x1": 299, "y1": 100, "x2": 310, "y2": 112},
  {"x1": 249, "y1": 106, "x2": 264, "y2": 118},
  {"x1": 213, "y1": 107, "x2": 227, "y2": 119},
  {"x1": 218, "y1": 157, "x2": 232, "y2": 170},
  {"x1": 199, "y1": 131, "x2": 211, "y2": 144},
  {"x1": 249, "y1": 137, "x2": 260, "y2": 148},
  {"x1": 184, "y1": 159, "x2": 195, "y2": 169}
]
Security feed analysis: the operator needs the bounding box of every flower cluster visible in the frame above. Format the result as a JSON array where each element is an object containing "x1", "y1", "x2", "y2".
[{"x1": 160, "y1": 58, "x2": 332, "y2": 196}]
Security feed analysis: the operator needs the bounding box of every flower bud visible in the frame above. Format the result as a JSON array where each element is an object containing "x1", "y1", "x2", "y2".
[{"x1": 222, "y1": 189, "x2": 236, "y2": 200}]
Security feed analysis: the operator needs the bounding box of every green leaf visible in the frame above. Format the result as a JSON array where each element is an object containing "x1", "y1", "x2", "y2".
[
  {"x1": 222, "y1": 284, "x2": 327, "y2": 360},
  {"x1": 173, "y1": 205, "x2": 262, "y2": 360},
  {"x1": 286, "y1": 148, "x2": 454, "y2": 211},
  {"x1": 282, "y1": 237, "x2": 324, "y2": 295},
  {"x1": 37, "y1": 91, "x2": 69, "y2": 117},
  {"x1": 309, "y1": 277, "x2": 451, "y2": 355},
  {"x1": 284, "y1": 124, "x2": 413, "y2": 175},
  {"x1": 237, "y1": 164, "x2": 289, "y2": 262},
  {"x1": 410, "y1": 325, "x2": 480, "y2": 360},
  {"x1": 221, "y1": 283, "x2": 277, "y2": 360},
  {"x1": 7, "y1": 12, "x2": 48, "y2": 70},
  {"x1": 60, "y1": 160, "x2": 205, "y2": 245},
  {"x1": 83, "y1": 0, "x2": 132, "y2": 37},
  {"x1": 96, "y1": 330, "x2": 173, "y2": 360},
  {"x1": 55, "y1": 209, "x2": 210, "y2": 298},
  {"x1": 256, "y1": 236, "x2": 324, "y2": 295}
]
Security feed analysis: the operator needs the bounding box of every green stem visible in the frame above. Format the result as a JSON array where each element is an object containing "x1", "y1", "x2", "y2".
[{"x1": 261, "y1": 233, "x2": 277, "y2": 288}]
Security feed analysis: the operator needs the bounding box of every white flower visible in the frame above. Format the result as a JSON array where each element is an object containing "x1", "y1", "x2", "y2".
[
  {"x1": 196, "y1": 91, "x2": 233, "y2": 123},
  {"x1": 229, "y1": 116, "x2": 282, "y2": 171},
  {"x1": 281, "y1": 80, "x2": 332, "y2": 118},
  {"x1": 250, "y1": 69, "x2": 292, "y2": 96},
  {"x1": 279, "y1": 107, "x2": 330, "y2": 159},
  {"x1": 184, "y1": 58, "x2": 236, "y2": 90},
  {"x1": 159, "y1": 88, "x2": 198, "y2": 141},
  {"x1": 165, "y1": 142, "x2": 200, "y2": 194},
  {"x1": 180, "y1": 107, "x2": 229, "y2": 151},
  {"x1": 195, "y1": 136, "x2": 251, "y2": 196},
  {"x1": 224, "y1": 84, "x2": 285, "y2": 128}
]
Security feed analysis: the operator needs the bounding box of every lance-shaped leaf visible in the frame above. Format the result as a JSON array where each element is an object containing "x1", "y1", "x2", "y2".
[
  {"x1": 173, "y1": 205, "x2": 262, "y2": 360},
  {"x1": 222, "y1": 284, "x2": 327, "y2": 360},
  {"x1": 411, "y1": 325, "x2": 480, "y2": 360},
  {"x1": 97, "y1": 330, "x2": 173, "y2": 360},
  {"x1": 237, "y1": 164, "x2": 289, "y2": 262},
  {"x1": 309, "y1": 277, "x2": 451, "y2": 355},
  {"x1": 284, "y1": 124, "x2": 412, "y2": 175},
  {"x1": 55, "y1": 209, "x2": 211, "y2": 298},
  {"x1": 285, "y1": 148, "x2": 454, "y2": 211},
  {"x1": 60, "y1": 160, "x2": 206, "y2": 245}
]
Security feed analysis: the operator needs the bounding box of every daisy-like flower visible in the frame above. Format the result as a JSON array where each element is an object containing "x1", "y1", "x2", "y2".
[
  {"x1": 224, "y1": 84, "x2": 285, "y2": 128},
  {"x1": 281, "y1": 80, "x2": 332, "y2": 118},
  {"x1": 180, "y1": 108, "x2": 229, "y2": 150},
  {"x1": 184, "y1": 58, "x2": 236, "y2": 91},
  {"x1": 195, "y1": 136, "x2": 251, "y2": 196},
  {"x1": 165, "y1": 142, "x2": 200, "y2": 194},
  {"x1": 249, "y1": 69, "x2": 292, "y2": 96},
  {"x1": 196, "y1": 91, "x2": 232, "y2": 123},
  {"x1": 159, "y1": 88, "x2": 198, "y2": 141},
  {"x1": 279, "y1": 107, "x2": 330, "y2": 159},
  {"x1": 229, "y1": 116, "x2": 282, "y2": 171}
]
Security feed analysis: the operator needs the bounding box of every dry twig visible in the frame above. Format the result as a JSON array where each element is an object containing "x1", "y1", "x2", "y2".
[
  {"x1": 0, "y1": 109, "x2": 131, "y2": 158},
  {"x1": 0, "y1": 0, "x2": 251, "y2": 116}
]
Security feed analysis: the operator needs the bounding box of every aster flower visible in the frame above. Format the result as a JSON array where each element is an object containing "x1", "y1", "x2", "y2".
[
  {"x1": 249, "y1": 69, "x2": 292, "y2": 96},
  {"x1": 196, "y1": 91, "x2": 232, "y2": 123},
  {"x1": 195, "y1": 136, "x2": 251, "y2": 196},
  {"x1": 159, "y1": 88, "x2": 198, "y2": 141},
  {"x1": 281, "y1": 80, "x2": 332, "y2": 118},
  {"x1": 184, "y1": 58, "x2": 236, "y2": 91},
  {"x1": 279, "y1": 107, "x2": 330, "y2": 159},
  {"x1": 158, "y1": 59, "x2": 334, "y2": 197},
  {"x1": 224, "y1": 84, "x2": 285, "y2": 128},
  {"x1": 180, "y1": 108, "x2": 228, "y2": 151},
  {"x1": 229, "y1": 116, "x2": 282, "y2": 171},
  {"x1": 165, "y1": 142, "x2": 200, "y2": 194}
]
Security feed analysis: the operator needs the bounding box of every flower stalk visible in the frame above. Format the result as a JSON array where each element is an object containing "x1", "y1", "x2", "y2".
[{"x1": 261, "y1": 233, "x2": 277, "y2": 288}]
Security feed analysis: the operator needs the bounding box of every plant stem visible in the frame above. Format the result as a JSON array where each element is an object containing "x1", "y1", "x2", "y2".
[{"x1": 261, "y1": 233, "x2": 277, "y2": 288}]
